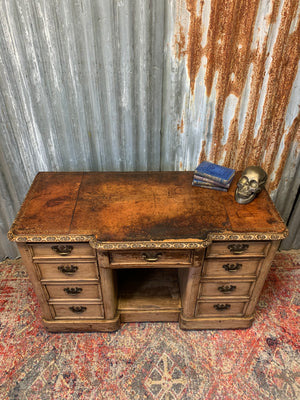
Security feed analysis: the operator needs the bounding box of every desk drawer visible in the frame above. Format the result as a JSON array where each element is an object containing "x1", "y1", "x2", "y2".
[
  {"x1": 51, "y1": 303, "x2": 104, "y2": 319},
  {"x1": 31, "y1": 243, "x2": 95, "y2": 259},
  {"x1": 44, "y1": 283, "x2": 102, "y2": 300},
  {"x1": 198, "y1": 281, "x2": 254, "y2": 298},
  {"x1": 37, "y1": 262, "x2": 99, "y2": 280},
  {"x1": 195, "y1": 301, "x2": 247, "y2": 317},
  {"x1": 206, "y1": 241, "x2": 270, "y2": 258},
  {"x1": 202, "y1": 258, "x2": 262, "y2": 277},
  {"x1": 109, "y1": 250, "x2": 193, "y2": 268}
]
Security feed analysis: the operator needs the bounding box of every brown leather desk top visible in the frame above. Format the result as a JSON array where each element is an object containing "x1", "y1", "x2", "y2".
[{"x1": 8, "y1": 171, "x2": 287, "y2": 244}]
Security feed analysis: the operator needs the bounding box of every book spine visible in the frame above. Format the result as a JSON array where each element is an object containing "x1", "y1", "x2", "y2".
[
  {"x1": 194, "y1": 171, "x2": 234, "y2": 185},
  {"x1": 192, "y1": 181, "x2": 228, "y2": 192},
  {"x1": 193, "y1": 174, "x2": 230, "y2": 188}
]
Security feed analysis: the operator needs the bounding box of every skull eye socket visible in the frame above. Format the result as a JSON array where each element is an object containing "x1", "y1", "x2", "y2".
[
  {"x1": 250, "y1": 180, "x2": 258, "y2": 189},
  {"x1": 240, "y1": 177, "x2": 248, "y2": 184}
]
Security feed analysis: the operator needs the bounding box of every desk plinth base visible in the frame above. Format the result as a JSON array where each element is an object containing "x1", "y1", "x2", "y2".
[
  {"x1": 43, "y1": 313, "x2": 254, "y2": 332},
  {"x1": 179, "y1": 314, "x2": 255, "y2": 330},
  {"x1": 119, "y1": 310, "x2": 180, "y2": 323},
  {"x1": 43, "y1": 315, "x2": 121, "y2": 332}
]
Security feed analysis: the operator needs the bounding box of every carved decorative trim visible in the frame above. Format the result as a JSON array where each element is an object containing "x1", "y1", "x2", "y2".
[
  {"x1": 7, "y1": 231, "x2": 93, "y2": 243},
  {"x1": 89, "y1": 238, "x2": 212, "y2": 250},
  {"x1": 209, "y1": 230, "x2": 288, "y2": 242},
  {"x1": 89, "y1": 231, "x2": 288, "y2": 250},
  {"x1": 8, "y1": 229, "x2": 288, "y2": 247}
]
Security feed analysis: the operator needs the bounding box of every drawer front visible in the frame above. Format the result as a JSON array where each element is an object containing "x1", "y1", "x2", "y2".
[
  {"x1": 198, "y1": 281, "x2": 254, "y2": 298},
  {"x1": 195, "y1": 301, "x2": 247, "y2": 317},
  {"x1": 44, "y1": 284, "x2": 102, "y2": 300},
  {"x1": 37, "y1": 262, "x2": 99, "y2": 280},
  {"x1": 202, "y1": 258, "x2": 262, "y2": 277},
  {"x1": 109, "y1": 250, "x2": 193, "y2": 267},
  {"x1": 51, "y1": 304, "x2": 105, "y2": 319},
  {"x1": 206, "y1": 241, "x2": 270, "y2": 258},
  {"x1": 31, "y1": 243, "x2": 95, "y2": 259}
]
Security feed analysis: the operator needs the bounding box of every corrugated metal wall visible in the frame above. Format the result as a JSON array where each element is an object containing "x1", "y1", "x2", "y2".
[{"x1": 0, "y1": 0, "x2": 299, "y2": 258}]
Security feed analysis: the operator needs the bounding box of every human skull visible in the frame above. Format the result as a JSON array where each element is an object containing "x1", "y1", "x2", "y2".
[{"x1": 235, "y1": 166, "x2": 267, "y2": 204}]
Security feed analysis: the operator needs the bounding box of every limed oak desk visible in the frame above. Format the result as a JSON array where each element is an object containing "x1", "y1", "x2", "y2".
[{"x1": 8, "y1": 172, "x2": 287, "y2": 331}]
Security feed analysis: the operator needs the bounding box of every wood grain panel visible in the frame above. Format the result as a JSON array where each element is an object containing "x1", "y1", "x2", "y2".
[
  {"x1": 202, "y1": 258, "x2": 262, "y2": 277},
  {"x1": 37, "y1": 262, "x2": 99, "y2": 281}
]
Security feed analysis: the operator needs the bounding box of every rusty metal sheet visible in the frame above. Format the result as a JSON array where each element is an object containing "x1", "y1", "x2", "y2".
[
  {"x1": 0, "y1": 0, "x2": 299, "y2": 257},
  {"x1": 169, "y1": 0, "x2": 300, "y2": 194}
]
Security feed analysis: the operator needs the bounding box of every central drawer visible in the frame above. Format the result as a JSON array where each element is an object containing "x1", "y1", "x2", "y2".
[{"x1": 109, "y1": 250, "x2": 193, "y2": 268}]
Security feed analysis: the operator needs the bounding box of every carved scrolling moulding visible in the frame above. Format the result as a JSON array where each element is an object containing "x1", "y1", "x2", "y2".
[{"x1": 7, "y1": 231, "x2": 288, "y2": 250}]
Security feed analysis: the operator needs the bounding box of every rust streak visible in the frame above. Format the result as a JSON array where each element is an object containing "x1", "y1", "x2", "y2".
[
  {"x1": 270, "y1": 0, "x2": 281, "y2": 23},
  {"x1": 205, "y1": 0, "x2": 261, "y2": 164},
  {"x1": 182, "y1": 0, "x2": 261, "y2": 165},
  {"x1": 175, "y1": 24, "x2": 186, "y2": 59},
  {"x1": 186, "y1": 0, "x2": 205, "y2": 96},
  {"x1": 174, "y1": 0, "x2": 300, "y2": 191},
  {"x1": 177, "y1": 118, "x2": 184, "y2": 133},
  {"x1": 198, "y1": 140, "x2": 207, "y2": 165},
  {"x1": 232, "y1": 0, "x2": 282, "y2": 170},
  {"x1": 250, "y1": 0, "x2": 300, "y2": 175}
]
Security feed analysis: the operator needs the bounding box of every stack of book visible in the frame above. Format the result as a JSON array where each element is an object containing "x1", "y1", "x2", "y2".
[{"x1": 192, "y1": 161, "x2": 235, "y2": 192}]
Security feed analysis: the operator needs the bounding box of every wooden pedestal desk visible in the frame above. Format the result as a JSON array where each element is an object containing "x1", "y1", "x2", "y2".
[{"x1": 8, "y1": 171, "x2": 287, "y2": 332}]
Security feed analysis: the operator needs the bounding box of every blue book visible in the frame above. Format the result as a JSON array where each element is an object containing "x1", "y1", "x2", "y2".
[
  {"x1": 194, "y1": 161, "x2": 235, "y2": 185},
  {"x1": 193, "y1": 174, "x2": 233, "y2": 188},
  {"x1": 192, "y1": 179, "x2": 228, "y2": 192}
]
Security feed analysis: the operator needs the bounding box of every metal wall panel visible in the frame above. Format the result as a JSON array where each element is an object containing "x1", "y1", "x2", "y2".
[
  {"x1": 280, "y1": 191, "x2": 300, "y2": 250},
  {"x1": 0, "y1": 0, "x2": 299, "y2": 258}
]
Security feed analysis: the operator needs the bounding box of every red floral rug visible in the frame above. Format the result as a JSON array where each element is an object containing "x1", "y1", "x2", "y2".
[{"x1": 0, "y1": 251, "x2": 299, "y2": 400}]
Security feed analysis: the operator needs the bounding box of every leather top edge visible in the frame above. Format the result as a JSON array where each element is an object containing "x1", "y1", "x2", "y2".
[{"x1": 8, "y1": 229, "x2": 288, "y2": 248}]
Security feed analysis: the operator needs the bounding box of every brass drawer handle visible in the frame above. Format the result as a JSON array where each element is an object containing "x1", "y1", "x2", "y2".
[
  {"x1": 218, "y1": 284, "x2": 236, "y2": 293},
  {"x1": 214, "y1": 303, "x2": 231, "y2": 311},
  {"x1": 222, "y1": 263, "x2": 242, "y2": 272},
  {"x1": 142, "y1": 252, "x2": 162, "y2": 262},
  {"x1": 51, "y1": 245, "x2": 73, "y2": 256},
  {"x1": 228, "y1": 243, "x2": 249, "y2": 255},
  {"x1": 64, "y1": 287, "x2": 83, "y2": 296},
  {"x1": 69, "y1": 306, "x2": 87, "y2": 314},
  {"x1": 58, "y1": 265, "x2": 78, "y2": 275}
]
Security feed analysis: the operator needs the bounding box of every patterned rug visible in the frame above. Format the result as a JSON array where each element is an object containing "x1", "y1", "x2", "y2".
[{"x1": 0, "y1": 251, "x2": 299, "y2": 400}]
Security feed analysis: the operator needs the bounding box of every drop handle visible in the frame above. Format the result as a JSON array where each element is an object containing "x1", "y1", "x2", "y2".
[
  {"x1": 69, "y1": 306, "x2": 87, "y2": 314},
  {"x1": 142, "y1": 252, "x2": 162, "y2": 262},
  {"x1": 58, "y1": 265, "x2": 78, "y2": 275},
  {"x1": 64, "y1": 287, "x2": 83, "y2": 296},
  {"x1": 214, "y1": 304, "x2": 231, "y2": 311},
  {"x1": 51, "y1": 245, "x2": 73, "y2": 256},
  {"x1": 218, "y1": 284, "x2": 237, "y2": 294},
  {"x1": 222, "y1": 263, "x2": 242, "y2": 272},
  {"x1": 228, "y1": 243, "x2": 249, "y2": 255}
]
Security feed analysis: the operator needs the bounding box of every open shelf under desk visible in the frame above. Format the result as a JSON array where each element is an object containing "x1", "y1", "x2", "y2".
[{"x1": 117, "y1": 268, "x2": 182, "y2": 322}]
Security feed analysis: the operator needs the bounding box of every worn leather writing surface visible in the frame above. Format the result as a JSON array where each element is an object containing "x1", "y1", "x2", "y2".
[
  {"x1": 10, "y1": 172, "x2": 83, "y2": 237},
  {"x1": 10, "y1": 171, "x2": 286, "y2": 241}
]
